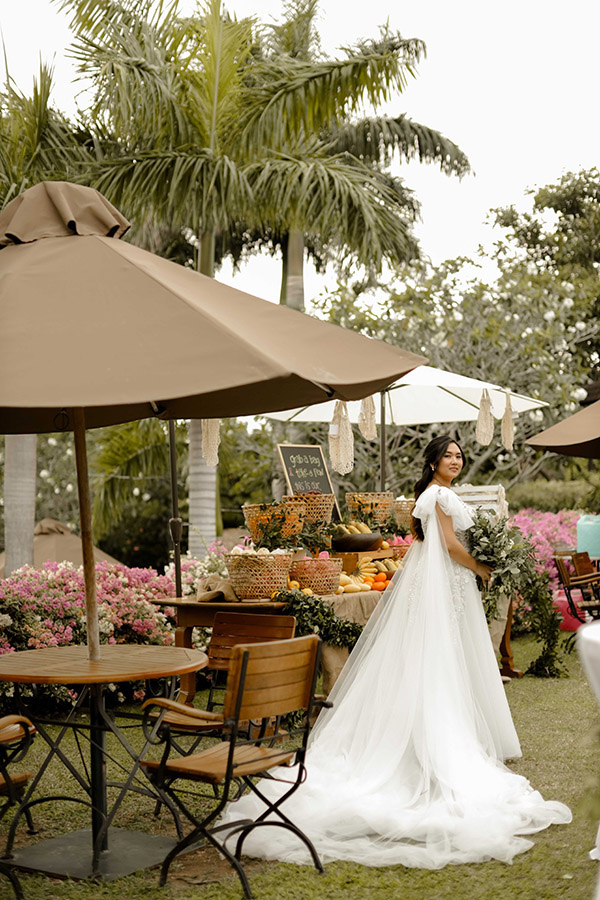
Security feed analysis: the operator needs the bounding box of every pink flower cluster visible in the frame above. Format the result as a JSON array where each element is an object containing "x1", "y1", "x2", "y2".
[
  {"x1": 0, "y1": 561, "x2": 176, "y2": 652},
  {"x1": 510, "y1": 509, "x2": 579, "y2": 590}
]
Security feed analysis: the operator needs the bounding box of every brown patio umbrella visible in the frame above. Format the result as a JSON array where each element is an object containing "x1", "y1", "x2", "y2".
[
  {"x1": 526, "y1": 399, "x2": 600, "y2": 458},
  {"x1": 0, "y1": 181, "x2": 426, "y2": 659}
]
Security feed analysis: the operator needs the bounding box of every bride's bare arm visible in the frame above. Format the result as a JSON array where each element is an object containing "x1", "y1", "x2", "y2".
[{"x1": 435, "y1": 505, "x2": 493, "y2": 585}]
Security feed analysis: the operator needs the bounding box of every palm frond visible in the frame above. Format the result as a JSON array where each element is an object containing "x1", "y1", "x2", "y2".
[
  {"x1": 327, "y1": 115, "x2": 471, "y2": 176},
  {"x1": 92, "y1": 419, "x2": 182, "y2": 538},
  {"x1": 247, "y1": 150, "x2": 419, "y2": 268},
  {"x1": 86, "y1": 148, "x2": 255, "y2": 232},
  {"x1": 240, "y1": 36, "x2": 425, "y2": 150}
]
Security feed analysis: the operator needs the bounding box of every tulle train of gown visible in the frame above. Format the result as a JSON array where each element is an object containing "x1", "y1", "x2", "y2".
[{"x1": 218, "y1": 485, "x2": 571, "y2": 868}]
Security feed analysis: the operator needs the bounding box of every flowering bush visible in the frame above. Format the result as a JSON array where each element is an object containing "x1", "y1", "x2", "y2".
[
  {"x1": 164, "y1": 541, "x2": 229, "y2": 596},
  {"x1": 510, "y1": 509, "x2": 579, "y2": 590},
  {"x1": 0, "y1": 561, "x2": 177, "y2": 712}
]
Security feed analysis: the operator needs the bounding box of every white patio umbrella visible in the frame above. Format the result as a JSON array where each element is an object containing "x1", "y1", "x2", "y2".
[{"x1": 266, "y1": 365, "x2": 547, "y2": 488}]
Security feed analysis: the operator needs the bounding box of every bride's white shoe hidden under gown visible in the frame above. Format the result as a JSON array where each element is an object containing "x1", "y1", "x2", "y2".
[{"x1": 219, "y1": 485, "x2": 571, "y2": 868}]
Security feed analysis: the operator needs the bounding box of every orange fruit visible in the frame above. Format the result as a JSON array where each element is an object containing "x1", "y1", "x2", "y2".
[
  {"x1": 374, "y1": 572, "x2": 387, "y2": 583},
  {"x1": 373, "y1": 581, "x2": 387, "y2": 591}
]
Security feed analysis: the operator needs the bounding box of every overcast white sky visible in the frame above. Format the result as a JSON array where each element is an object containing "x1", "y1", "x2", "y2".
[{"x1": 1, "y1": 0, "x2": 599, "y2": 303}]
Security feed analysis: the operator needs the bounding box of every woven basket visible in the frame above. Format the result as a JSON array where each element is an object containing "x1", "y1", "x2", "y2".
[
  {"x1": 284, "y1": 493, "x2": 335, "y2": 525},
  {"x1": 393, "y1": 499, "x2": 414, "y2": 530},
  {"x1": 242, "y1": 500, "x2": 306, "y2": 543},
  {"x1": 345, "y1": 492, "x2": 394, "y2": 526},
  {"x1": 224, "y1": 553, "x2": 293, "y2": 600},
  {"x1": 290, "y1": 557, "x2": 343, "y2": 595}
]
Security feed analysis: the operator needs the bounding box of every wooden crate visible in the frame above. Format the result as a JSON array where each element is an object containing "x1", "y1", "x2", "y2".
[{"x1": 331, "y1": 548, "x2": 395, "y2": 574}]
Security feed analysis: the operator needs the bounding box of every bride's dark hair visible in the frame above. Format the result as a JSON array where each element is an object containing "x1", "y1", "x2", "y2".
[{"x1": 410, "y1": 435, "x2": 466, "y2": 541}]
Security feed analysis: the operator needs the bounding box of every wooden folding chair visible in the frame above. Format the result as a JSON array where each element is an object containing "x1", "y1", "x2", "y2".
[
  {"x1": 141, "y1": 635, "x2": 329, "y2": 900},
  {"x1": 0, "y1": 715, "x2": 37, "y2": 900},
  {"x1": 142, "y1": 613, "x2": 296, "y2": 746},
  {"x1": 554, "y1": 555, "x2": 600, "y2": 623}
]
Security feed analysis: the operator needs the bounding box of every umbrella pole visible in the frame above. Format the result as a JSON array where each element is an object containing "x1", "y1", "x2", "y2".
[
  {"x1": 168, "y1": 421, "x2": 183, "y2": 598},
  {"x1": 380, "y1": 391, "x2": 387, "y2": 492},
  {"x1": 73, "y1": 407, "x2": 101, "y2": 661}
]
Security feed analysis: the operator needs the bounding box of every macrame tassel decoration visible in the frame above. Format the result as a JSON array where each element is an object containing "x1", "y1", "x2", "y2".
[
  {"x1": 329, "y1": 401, "x2": 354, "y2": 474},
  {"x1": 475, "y1": 389, "x2": 494, "y2": 446},
  {"x1": 358, "y1": 395, "x2": 377, "y2": 441},
  {"x1": 501, "y1": 391, "x2": 514, "y2": 451},
  {"x1": 201, "y1": 418, "x2": 221, "y2": 467}
]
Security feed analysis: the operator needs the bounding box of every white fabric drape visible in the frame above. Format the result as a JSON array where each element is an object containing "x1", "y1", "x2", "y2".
[{"x1": 219, "y1": 485, "x2": 571, "y2": 868}]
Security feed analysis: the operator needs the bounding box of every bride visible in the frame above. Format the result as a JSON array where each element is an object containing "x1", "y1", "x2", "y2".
[{"x1": 223, "y1": 435, "x2": 571, "y2": 868}]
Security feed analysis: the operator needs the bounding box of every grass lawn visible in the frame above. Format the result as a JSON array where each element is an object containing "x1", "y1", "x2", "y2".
[{"x1": 2, "y1": 634, "x2": 599, "y2": 900}]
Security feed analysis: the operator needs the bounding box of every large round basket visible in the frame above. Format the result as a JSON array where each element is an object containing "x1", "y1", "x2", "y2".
[
  {"x1": 224, "y1": 553, "x2": 293, "y2": 600},
  {"x1": 393, "y1": 498, "x2": 414, "y2": 531},
  {"x1": 284, "y1": 493, "x2": 335, "y2": 525},
  {"x1": 290, "y1": 557, "x2": 343, "y2": 595},
  {"x1": 242, "y1": 500, "x2": 306, "y2": 543},
  {"x1": 345, "y1": 491, "x2": 394, "y2": 526}
]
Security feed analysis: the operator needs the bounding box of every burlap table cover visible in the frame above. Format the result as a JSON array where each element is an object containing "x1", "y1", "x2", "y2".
[{"x1": 320, "y1": 590, "x2": 381, "y2": 694}]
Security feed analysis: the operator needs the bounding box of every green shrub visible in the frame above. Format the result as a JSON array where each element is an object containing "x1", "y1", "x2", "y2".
[{"x1": 507, "y1": 479, "x2": 594, "y2": 513}]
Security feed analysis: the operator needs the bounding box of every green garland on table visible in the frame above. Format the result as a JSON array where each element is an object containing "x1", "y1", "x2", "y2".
[
  {"x1": 272, "y1": 589, "x2": 363, "y2": 650},
  {"x1": 468, "y1": 511, "x2": 566, "y2": 678}
]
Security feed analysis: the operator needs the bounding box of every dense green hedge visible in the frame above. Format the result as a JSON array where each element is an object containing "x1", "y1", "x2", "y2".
[{"x1": 507, "y1": 479, "x2": 594, "y2": 513}]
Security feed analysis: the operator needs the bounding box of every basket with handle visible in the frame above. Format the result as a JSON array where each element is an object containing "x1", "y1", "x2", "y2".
[
  {"x1": 224, "y1": 552, "x2": 293, "y2": 600},
  {"x1": 345, "y1": 491, "x2": 394, "y2": 526},
  {"x1": 393, "y1": 498, "x2": 414, "y2": 531},
  {"x1": 242, "y1": 499, "x2": 306, "y2": 543},
  {"x1": 289, "y1": 557, "x2": 343, "y2": 595},
  {"x1": 284, "y1": 492, "x2": 335, "y2": 525}
]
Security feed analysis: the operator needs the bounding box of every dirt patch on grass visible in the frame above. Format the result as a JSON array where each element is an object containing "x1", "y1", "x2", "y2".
[{"x1": 168, "y1": 843, "x2": 268, "y2": 889}]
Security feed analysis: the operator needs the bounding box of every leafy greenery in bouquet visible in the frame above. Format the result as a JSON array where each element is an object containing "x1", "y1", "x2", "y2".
[{"x1": 468, "y1": 511, "x2": 565, "y2": 677}]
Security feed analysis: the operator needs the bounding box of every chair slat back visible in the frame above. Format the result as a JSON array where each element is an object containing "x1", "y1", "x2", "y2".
[
  {"x1": 207, "y1": 613, "x2": 296, "y2": 671},
  {"x1": 223, "y1": 636, "x2": 320, "y2": 722},
  {"x1": 573, "y1": 552, "x2": 596, "y2": 577},
  {"x1": 554, "y1": 556, "x2": 572, "y2": 587}
]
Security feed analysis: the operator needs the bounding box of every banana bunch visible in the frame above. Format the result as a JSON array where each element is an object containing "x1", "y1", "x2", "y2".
[
  {"x1": 339, "y1": 572, "x2": 371, "y2": 593},
  {"x1": 335, "y1": 521, "x2": 372, "y2": 535},
  {"x1": 372, "y1": 558, "x2": 401, "y2": 573}
]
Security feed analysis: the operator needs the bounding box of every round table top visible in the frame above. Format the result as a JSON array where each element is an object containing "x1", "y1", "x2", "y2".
[{"x1": 0, "y1": 644, "x2": 208, "y2": 685}]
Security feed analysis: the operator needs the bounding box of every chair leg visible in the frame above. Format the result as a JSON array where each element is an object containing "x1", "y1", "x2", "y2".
[
  {"x1": 0, "y1": 861, "x2": 24, "y2": 900},
  {"x1": 203, "y1": 827, "x2": 255, "y2": 899}
]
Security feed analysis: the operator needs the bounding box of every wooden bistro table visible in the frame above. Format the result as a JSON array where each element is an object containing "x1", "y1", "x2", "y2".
[
  {"x1": 0, "y1": 644, "x2": 207, "y2": 881},
  {"x1": 153, "y1": 597, "x2": 287, "y2": 703}
]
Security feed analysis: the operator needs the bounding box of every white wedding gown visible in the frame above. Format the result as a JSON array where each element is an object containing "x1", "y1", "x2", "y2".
[{"x1": 220, "y1": 485, "x2": 571, "y2": 868}]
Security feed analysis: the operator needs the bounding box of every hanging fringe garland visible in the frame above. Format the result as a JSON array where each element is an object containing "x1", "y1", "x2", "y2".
[
  {"x1": 329, "y1": 401, "x2": 354, "y2": 475},
  {"x1": 358, "y1": 395, "x2": 377, "y2": 441},
  {"x1": 475, "y1": 389, "x2": 494, "y2": 446},
  {"x1": 201, "y1": 418, "x2": 221, "y2": 466},
  {"x1": 501, "y1": 391, "x2": 514, "y2": 451}
]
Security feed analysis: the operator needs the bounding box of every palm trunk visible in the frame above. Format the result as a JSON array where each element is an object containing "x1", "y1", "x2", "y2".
[
  {"x1": 187, "y1": 229, "x2": 218, "y2": 555},
  {"x1": 279, "y1": 233, "x2": 289, "y2": 304},
  {"x1": 285, "y1": 229, "x2": 305, "y2": 311},
  {"x1": 188, "y1": 418, "x2": 217, "y2": 556},
  {"x1": 4, "y1": 434, "x2": 37, "y2": 575}
]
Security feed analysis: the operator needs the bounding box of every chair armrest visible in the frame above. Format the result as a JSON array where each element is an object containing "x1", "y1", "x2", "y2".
[
  {"x1": 141, "y1": 698, "x2": 223, "y2": 722},
  {"x1": 0, "y1": 715, "x2": 36, "y2": 744}
]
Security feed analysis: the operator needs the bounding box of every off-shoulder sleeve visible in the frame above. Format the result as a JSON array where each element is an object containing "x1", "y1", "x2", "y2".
[{"x1": 413, "y1": 486, "x2": 474, "y2": 531}]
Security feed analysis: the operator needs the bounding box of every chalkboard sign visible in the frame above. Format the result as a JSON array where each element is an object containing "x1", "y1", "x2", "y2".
[{"x1": 277, "y1": 443, "x2": 341, "y2": 518}]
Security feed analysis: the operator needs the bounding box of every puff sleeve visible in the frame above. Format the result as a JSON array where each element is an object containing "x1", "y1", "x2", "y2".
[{"x1": 413, "y1": 485, "x2": 474, "y2": 532}]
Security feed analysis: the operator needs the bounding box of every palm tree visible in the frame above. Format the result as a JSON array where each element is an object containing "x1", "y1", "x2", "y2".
[
  {"x1": 0, "y1": 64, "x2": 92, "y2": 572},
  {"x1": 57, "y1": 0, "x2": 468, "y2": 550}
]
